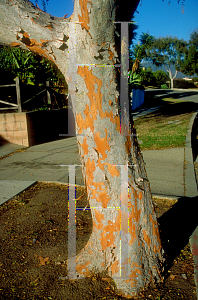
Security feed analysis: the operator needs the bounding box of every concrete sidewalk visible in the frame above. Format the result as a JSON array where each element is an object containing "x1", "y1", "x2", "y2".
[
  {"x1": 0, "y1": 138, "x2": 190, "y2": 202},
  {"x1": 0, "y1": 113, "x2": 197, "y2": 201},
  {"x1": 0, "y1": 137, "x2": 84, "y2": 204}
]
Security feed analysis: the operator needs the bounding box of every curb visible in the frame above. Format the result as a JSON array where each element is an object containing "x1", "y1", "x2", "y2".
[
  {"x1": 185, "y1": 112, "x2": 198, "y2": 197},
  {"x1": 0, "y1": 180, "x2": 36, "y2": 206},
  {"x1": 0, "y1": 144, "x2": 27, "y2": 159},
  {"x1": 152, "y1": 194, "x2": 179, "y2": 201},
  {"x1": 39, "y1": 181, "x2": 85, "y2": 188}
]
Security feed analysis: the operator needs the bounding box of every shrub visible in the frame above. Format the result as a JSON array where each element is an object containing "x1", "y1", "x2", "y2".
[
  {"x1": 153, "y1": 70, "x2": 169, "y2": 87},
  {"x1": 139, "y1": 68, "x2": 155, "y2": 86},
  {"x1": 128, "y1": 71, "x2": 144, "y2": 91},
  {"x1": 161, "y1": 84, "x2": 169, "y2": 89}
]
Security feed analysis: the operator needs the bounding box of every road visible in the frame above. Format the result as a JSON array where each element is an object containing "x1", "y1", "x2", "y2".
[{"x1": 145, "y1": 88, "x2": 198, "y2": 103}]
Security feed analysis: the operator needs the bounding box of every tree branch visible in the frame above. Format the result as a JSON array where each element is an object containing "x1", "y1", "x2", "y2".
[
  {"x1": 0, "y1": 0, "x2": 71, "y2": 76},
  {"x1": 173, "y1": 69, "x2": 178, "y2": 79}
]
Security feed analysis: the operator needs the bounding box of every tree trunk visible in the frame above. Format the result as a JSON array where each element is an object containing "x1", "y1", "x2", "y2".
[
  {"x1": 0, "y1": 0, "x2": 164, "y2": 296},
  {"x1": 170, "y1": 76, "x2": 174, "y2": 89},
  {"x1": 167, "y1": 67, "x2": 177, "y2": 89}
]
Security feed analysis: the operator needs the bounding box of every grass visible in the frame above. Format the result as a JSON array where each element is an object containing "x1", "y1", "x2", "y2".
[{"x1": 133, "y1": 98, "x2": 198, "y2": 150}]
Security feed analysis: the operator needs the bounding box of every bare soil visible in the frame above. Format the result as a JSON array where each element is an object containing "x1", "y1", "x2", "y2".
[{"x1": 0, "y1": 182, "x2": 196, "y2": 299}]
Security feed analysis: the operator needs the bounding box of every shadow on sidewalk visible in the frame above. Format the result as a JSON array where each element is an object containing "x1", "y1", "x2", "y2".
[
  {"x1": 146, "y1": 90, "x2": 198, "y2": 100},
  {"x1": 158, "y1": 196, "x2": 198, "y2": 269},
  {"x1": 142, "y1": 90, "x2": 198, "y2": 113},
  {"x1": 141, "y1": 100, "x2": 198, "y2": 120}
]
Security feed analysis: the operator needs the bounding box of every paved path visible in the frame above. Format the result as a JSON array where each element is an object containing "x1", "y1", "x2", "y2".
[
  {"x1": 0, "y1": 138, "x2": 84, "y2": 205},
  {"x1": 145, "y1": 88, "x2": 198, "y2": 103},
  {"x1": 142, "y1": 147, "x2": 185, "y2": 198},
  {"x1": 0, "y1": 135, "x2": 196, "y2": 201}
]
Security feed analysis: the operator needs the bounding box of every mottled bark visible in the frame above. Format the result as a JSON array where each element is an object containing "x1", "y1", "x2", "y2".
[
  {"x1": 0, "y1": 0, "x2": 72, "y2": 78},
  {"x1": 0, "y1": 0, "x2": 164, "y2": 296}
]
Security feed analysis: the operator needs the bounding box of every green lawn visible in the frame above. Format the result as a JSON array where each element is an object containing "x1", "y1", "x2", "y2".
[{"x1": 134, "y1": 98, "x2": 198, "y2": 150}]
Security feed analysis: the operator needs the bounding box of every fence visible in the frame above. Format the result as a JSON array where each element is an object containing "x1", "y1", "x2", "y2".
[
  {"x1": 22, "y1": 80, "x2": 52, "y2": 108},
  {"x1": 0, "y1": 77, "x2": 67, "y2": 112},
  {"x1": 0, "y1": 77, "x2": 22, "y2": 112}
]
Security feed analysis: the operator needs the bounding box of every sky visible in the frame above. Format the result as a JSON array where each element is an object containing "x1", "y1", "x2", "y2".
[{"x1": 32, "y1": 0, "x2": 198, "y2": 44}]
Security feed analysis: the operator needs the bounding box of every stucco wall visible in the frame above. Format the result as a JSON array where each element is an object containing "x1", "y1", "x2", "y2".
[
  {"x1": 0, "y1": 112, "x2": 28, "y2": 146},
  {"x1": 0, "y1": 108, "x2": 75, "y2": 147}
]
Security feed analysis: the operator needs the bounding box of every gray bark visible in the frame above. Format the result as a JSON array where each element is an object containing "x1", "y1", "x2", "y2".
[{"x1": 0, "y1": 0, "x2": 165, "y2": 296}]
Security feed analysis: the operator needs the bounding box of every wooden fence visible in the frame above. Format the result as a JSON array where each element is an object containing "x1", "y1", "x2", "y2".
[
  {"x1": 0, "y1": 77, "x2": 22, "y2": 112},
  {"x1": 0, "y1": 77, "x2": 67, "y2": 112}
]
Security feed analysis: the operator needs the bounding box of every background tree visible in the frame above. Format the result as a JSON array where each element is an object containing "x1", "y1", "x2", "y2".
[
  {"x1": 189, "y1": 29, "x2": 198, "y2": 49},
  {"x1": 130, "y1": 32, "x2": 155, "y2": 72},
  {"x1": 178, "y1": 29, "x2": 198, "y2": 76},
  {"x1": 146, "y1": 36, "x2": 187, "y2": 88},
  {"x1": 139, "y1": 67, "x2": 155, "y2": 86},
  {"x1": 153, "y1": 70, "x2": 170, "y2": 87}
]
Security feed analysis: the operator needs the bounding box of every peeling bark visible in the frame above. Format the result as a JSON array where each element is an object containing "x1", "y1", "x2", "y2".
[
  {"x1": 0, "y1": 0, "x2": 165, "y2": 296},
  {"x1": 0, "y1": 0, "x2": 72, "y2": 78}
]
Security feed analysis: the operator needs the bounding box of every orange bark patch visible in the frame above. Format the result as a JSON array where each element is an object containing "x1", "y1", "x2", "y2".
[
  {"x1": 128, "y1": 189, "x2": 141, "y2": 246},
  {"x1": 40, "y1": 39, "x2": 48, "y2": 44},
  {"x1": 85, "y1": 158, "x2": 96, "y2": 186},
  {"x1": 108, "y1": 44, "x2": 114, "y2": 62},
  {"x1": 76, "y1": 115, "x2": 84, "y2": 135},
  {"x1": 76, "y1": 260, "x2": 91, "y2": 275},
  {"x1": 23, "y1": 32, "x2": 30, "y2": 39},
  {"x1": 78, "y1": 0, "x2": 92, "y2": 36},
  {"x1": 46, "y1": 24, "x2": 53, "y2": 30},
  {"x1": 27, "y1": 46, "x2": 55, "y2": 63},
  {"x1": 142, "y1": 230, "x2": 151, "y2": 247},
  {"x1": 29, "y1": 39, "x2": 40, "y2": 46},
  {"x1": 76, "y1": 66, "x2": 120, "y2": 135},
  {"x1": 31, "y1": 18, "x2": 38, "y2": 25},
  {"x1": 93, "y1": 209, "x2": 105, "y2": 230},
  {"x1": 97, "y1": 190, "x2": 110, "y2": 209},
  {"x1": 76, "y1": 67, "x2": 102, "y2": 134},
  {"x1": 100, "y1": 213, "x2": 120, "y2": 249},
  {"x1": 81, "y1": 137, "x2": 89, "y2": 156},
  {"x1": 126, "y1": 262, "x2": 142, "y2": 287},
  {"x1": 131, "y1": 191, "x2": 141, "y2": 223},
  {"x1": 11, "y1": 42, "x2": 22, "y2": 47},
  {"x1": 107, "y1": 164, "x2": 120, "y2": 177},
  {"x1": 89, "y1": 181, "x2": 110, "y2": 208},
  {"x1": 15, "y1": 31, "x2": 55, "y2": 63},
  {"x1": 109, "y1": 260, "x2": 120, "y2": 276},
  {"x1": 94, "y1": 129, "x2": 110, "y2": 169}
]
